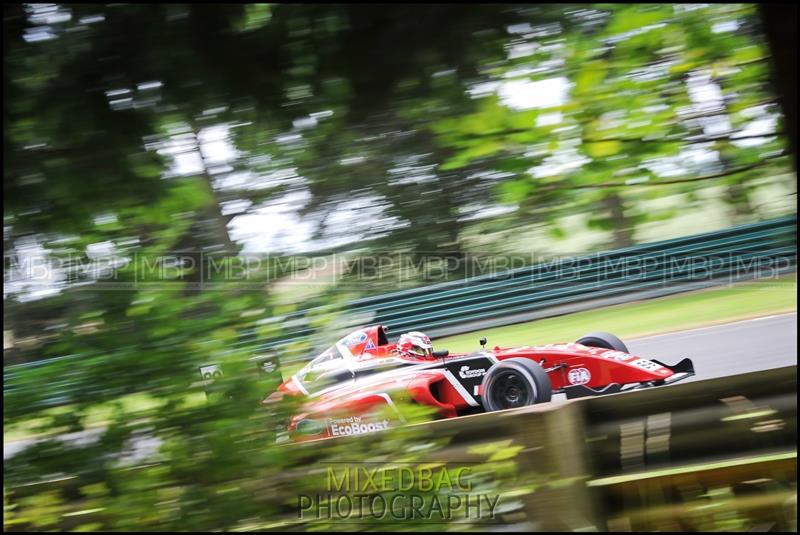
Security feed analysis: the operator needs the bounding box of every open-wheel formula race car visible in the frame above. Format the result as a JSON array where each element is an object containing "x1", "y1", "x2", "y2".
[{"x1": 265, "y1": 325, "x2": 695, "y2": 441}]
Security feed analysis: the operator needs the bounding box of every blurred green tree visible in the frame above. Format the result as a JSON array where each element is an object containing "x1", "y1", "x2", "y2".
[{"x1": 3, "y1": 3, "x2": 795, "y2": 531}]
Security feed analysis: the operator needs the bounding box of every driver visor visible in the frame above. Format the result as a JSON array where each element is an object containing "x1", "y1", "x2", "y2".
[{"x1": 408, "y1": 345, "x2": 433, "y2": 358}]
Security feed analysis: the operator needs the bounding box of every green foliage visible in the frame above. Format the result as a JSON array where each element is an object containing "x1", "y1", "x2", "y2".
[{"x1": 2, "y1": 3, "x2": 795, "y2": 531}]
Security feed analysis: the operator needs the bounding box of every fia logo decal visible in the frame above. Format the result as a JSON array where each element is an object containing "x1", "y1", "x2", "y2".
[{"x1": 568, "y1": 367, "x2": 591, "y2": 385}]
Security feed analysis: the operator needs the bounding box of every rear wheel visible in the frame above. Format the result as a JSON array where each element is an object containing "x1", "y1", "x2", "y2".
[
  {"x1": 481, "y1": 358, "x2": 552, "y2": 411},
  {"x1": 576, "y1": 331, "x2": 629, "y2": 353}
]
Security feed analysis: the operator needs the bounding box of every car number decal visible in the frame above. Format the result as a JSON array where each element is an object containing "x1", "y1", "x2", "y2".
[{"x1": 630, "y1": 358, "x2": 664, "y2": 371}]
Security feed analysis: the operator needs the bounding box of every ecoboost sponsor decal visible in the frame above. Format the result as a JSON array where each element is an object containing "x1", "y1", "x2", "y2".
[{"x1": 328, "y1": 415, "x2": 390, "y2": 437}]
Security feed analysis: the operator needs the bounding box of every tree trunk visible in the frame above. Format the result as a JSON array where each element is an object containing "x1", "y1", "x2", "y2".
[
  {"x1": 603, "y1": 192, "x2": 634, "y2": 249},
  {"x1": 724, "y1": 181, "x2": 754, "y2": 224},
  {"x1": 758, "y1": 4, "x2": 797, "y2": 171}
]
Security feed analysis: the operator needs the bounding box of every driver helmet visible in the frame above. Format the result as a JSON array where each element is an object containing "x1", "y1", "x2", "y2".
[{"x1": 396, "y1": 331, "x2": 434, "y2": 360}]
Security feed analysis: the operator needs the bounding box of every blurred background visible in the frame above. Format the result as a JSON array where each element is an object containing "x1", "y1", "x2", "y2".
[{"x1": 3, "y1": 3, "x2": 797, "y2": 532}]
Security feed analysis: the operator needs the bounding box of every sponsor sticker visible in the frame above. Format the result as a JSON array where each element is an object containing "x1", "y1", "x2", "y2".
[
  {"x1": 458, "y1": 365, "x2": 486, "y2": 379},
  {"x1": 364, "y1": 339, "x2": 376, "y2": 351},
  {"x1": 600, "y1": 349, "x2": 636, "y2": 362},
  {"x1": 536, "y1": 343, "x2": 579, "y2": 351},
  {"x1": 199, "y1": 364, "x2": 223, "y2": 382},
  {"x1": 328, "y1": 415, "x2": 390, "y2": 437},
  {"x1": 343, "y1": 331, "x2": 368, "y2": 347},
  {"x1": 568, "y1": 367, "x2": 591, "y2": 385}
]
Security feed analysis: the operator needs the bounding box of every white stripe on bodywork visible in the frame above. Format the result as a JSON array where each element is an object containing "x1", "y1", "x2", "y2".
[
  {"x1": 336, "y1": 341, "x2": 356, "y2": 363},
  {"x1": 375, "y1": 392, "x2": 407, "y2": 423},
  {"x1": 291, "y1": 375, "x2": 309, "y2": 396},
  {"x1": 441, "y1": 369, "x2": 480, "y2": 407}
]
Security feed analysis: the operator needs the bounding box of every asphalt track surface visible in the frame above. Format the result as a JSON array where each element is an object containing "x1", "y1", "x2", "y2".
[
  {"x1": 4, "y1": 313, "x2": 797, "y2": 459},
  {"x1": 624, "y1": 312, "x2": 796, "y2": 382}
]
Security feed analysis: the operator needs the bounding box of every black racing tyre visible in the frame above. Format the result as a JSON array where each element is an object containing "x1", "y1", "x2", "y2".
[
  {"x1": 481, "y1": 358, "x2": 552, "y2": 411},
  {"x1": 576, "y1": 331, "x2": 629, "y2": 353}
]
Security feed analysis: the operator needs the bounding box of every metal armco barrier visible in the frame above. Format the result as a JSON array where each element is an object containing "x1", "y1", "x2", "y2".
[
  {"x1": 581, "y1": 365, "x2": 797, "y2": 476},
  {"x1": 579, "y1": 365, "x2": 797, "y2": 531}
]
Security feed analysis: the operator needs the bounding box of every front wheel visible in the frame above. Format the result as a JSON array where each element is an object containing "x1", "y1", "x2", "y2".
[
  {"x1": 576, "y1": 331, "x2": 629, "y2": 353},
  {"x1": 480, "y1": 358, "x2": 552, "y2": 412}
]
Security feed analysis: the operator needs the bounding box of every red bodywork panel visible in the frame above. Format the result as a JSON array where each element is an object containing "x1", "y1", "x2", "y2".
[
  {"x1": 492, "y1": 343, "x2": 673, "y2": 391},
  {"x1": 269, "y1": 325, "x2": 684, "y2": 442}
]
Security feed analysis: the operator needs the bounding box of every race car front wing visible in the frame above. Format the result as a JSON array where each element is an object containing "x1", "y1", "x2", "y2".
[{"x1": 563, "y1": 357, "x2": 695, "y2": 400}]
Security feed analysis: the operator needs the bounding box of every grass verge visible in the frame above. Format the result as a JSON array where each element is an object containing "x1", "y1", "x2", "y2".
[{"x1": 437, "y1": 276, "x2": 797, "y2": 353}]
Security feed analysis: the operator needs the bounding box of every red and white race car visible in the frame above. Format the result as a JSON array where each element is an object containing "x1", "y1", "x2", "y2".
[{"x1": 266, "y1": 325, "x2": 695, "y2": 441}]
